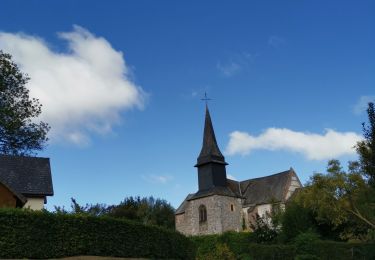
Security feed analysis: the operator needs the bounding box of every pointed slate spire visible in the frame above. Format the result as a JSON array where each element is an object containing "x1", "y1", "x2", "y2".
[
  {"x1": 195, "y1": 105, "x2": 228, "y2": 167},
  {"x1": 195, "y1": 105, "x2": 228, "y2": 190}
]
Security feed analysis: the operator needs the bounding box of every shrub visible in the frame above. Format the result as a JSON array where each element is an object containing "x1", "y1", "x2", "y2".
[
  {"x1": 310, "y1": 240, "x2": 375, "y2": 260},
  {"x1": 294, "y1": 231, "x2": 320, "y2": 256},
  {"x1": 247, "y1": 243, "x2": 296, "y2": 260},
  {"x1": 219, "y1": 231, "x2": 256, "y2": 255},
  {"x1": 0, "y1": 208, "x2": 194, "y2": 259},
  {"x1": 281, "y1": 202, "x2": 317, "y2": 242},
  {"x1": 196, "y1": 243, "x2": 235, "y2": 260},
  {"x1": 295, "y1": 254, "x2": 320, "y2": 260},
  {"x1": 250, "y1": 214, "x2": 278, "y2": 243},
  {"x1": 192, "y1": 231, "x2": 255, "y2": 257}
]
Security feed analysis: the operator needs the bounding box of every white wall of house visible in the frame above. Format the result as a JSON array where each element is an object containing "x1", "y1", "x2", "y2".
[
  {"x1": 23, "y1": 197, "x2": 45, "y2": 210},
  {"x1": 257, "y1": 204, "x2": 272, "y2": 218},
  {"x1": 285, "y1": 175, "x2": 302, "y2": 200}
]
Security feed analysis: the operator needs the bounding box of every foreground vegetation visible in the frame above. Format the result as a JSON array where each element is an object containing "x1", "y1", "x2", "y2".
[
  {"x1": 192, "y1": 231, "x2": 375, "y2": 260},
  {"x1": 1, "y1": 207, "x2": 374, "y2": 259},
  {"x1": 0, "y1": 208, "x2": 194, "y2": 259},
  {"x1": 54, "y1": 196, "x2": 176, "y2": 230}
]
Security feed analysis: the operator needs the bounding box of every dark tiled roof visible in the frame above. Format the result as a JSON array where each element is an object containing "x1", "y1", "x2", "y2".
[
  {"x1": 187, "y1": 186, "x2": 238, "y2": 201},
  {"x1": 0, "y1": 179, "x2": 27, "y2": 204},
  {"x1": 175, "y1": 194, "x2": 194, "y2": 214},
  {"x1": 0, "y1": 155, "x2": 54, "y2": 196},
  {"x1": 240, "y1": 170, "x2": 293, "y2": 206},
  {"x1": 195, "y1": 106, "x2": 227, "y2": 167},
  {"x1": 175, "y1": 169, "x2": 299, "y2": 215},
  {"x1": 226, "y1": 178, "x2": 242, "y2": 197}
]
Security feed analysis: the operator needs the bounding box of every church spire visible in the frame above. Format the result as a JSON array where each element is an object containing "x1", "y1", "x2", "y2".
[
  {"x1": 195, "y1": 103, "x2": 228, "y2": 191},
  {"x1": 196, "y1": 105, "x2": 227, "y2": 167}
]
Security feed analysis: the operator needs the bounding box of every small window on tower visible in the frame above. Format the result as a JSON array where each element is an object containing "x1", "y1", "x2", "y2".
[{"x1": 230, "y1": 204, "x2": 234, "y2": 211}]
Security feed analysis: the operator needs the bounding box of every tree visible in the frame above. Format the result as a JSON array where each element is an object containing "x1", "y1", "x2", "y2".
[
  {"x1": 356, "y1": 102, "x2": 375, "y2": 187},
  {"x1": 107, "y1": 196, "x2": 175, "y2": 229},
  {"x1": 0, "y1": 51, "x2": 49, "y2": 156},
  {"x1": 54, "y1": 196, "x2": 176, "y2": 230},
  {"x1": 289, "y1": 103, "x2": 375, "y2": 240},
  {"x1": 294, "y1": 160, "x2": 372, "y2": 239}
]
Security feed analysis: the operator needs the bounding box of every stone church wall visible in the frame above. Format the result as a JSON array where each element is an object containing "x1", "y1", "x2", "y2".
[{"x1": 176, "y1": 195, "x2": 242, "y2": 236}]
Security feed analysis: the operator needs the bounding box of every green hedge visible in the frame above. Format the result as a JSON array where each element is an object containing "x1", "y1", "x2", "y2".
[
  {"x1": 192, "y1": 231, "x2": 256, "y2": 257},
  {"x1": 0, "y1": 209, "x2": 195, "y2": 259},
  {"x1": 309, "y1": 241, "x2": 375, "y2": 260},
  {"x1": 192, "y1": 231, "x2": 375, "y2": 260}
]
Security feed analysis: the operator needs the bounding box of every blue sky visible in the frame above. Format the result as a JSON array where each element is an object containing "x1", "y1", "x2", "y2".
[{"x1": 0, "y1": 1, "x2": 374, "y2": 210}]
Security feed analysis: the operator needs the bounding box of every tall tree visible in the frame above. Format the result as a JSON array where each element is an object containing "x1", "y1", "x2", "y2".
[
  {"x1": 356, "y1": 102, "x2": 375, "y2": 187},
  {"x1": 0, "y1": 51, "x2": 50, "y2": 156},
  {"x1": 291, "y1": 103, "x2": 375, "y2": 240}
]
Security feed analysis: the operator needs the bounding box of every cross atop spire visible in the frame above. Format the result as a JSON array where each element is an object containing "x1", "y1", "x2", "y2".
[{"x1": 201, "y1": 92, "x2": 212, "y2": 106}]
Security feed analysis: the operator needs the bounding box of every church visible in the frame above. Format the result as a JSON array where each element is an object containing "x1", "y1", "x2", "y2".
[{"x1": 175, "y1": 106, "x2": 302, "y2": 235}]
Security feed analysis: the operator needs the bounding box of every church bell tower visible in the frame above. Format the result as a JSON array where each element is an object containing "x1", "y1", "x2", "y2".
[{"x1": 195, "y1": 105, "x2": 228, "y2": 191}]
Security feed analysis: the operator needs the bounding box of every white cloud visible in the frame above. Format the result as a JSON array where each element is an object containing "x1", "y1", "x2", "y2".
[
  {"x1": 225, "y1": 128, "x2": 362, "y2": 160},
  {"x1": 0, "y1": 25, "x2": 145, "y2": 145},
  {"x1": 142, "y1": 175, "x2": 173, "y2": 184},
  {"x1": 227, "y1": 174, "x2": 237, "y2": 181},
  {"x1": 217, "y1": 52, "x2": 258, "y2": 77},
  {"x1": 217, "y1": 61, "x2": 241, "y2": 77},
  {"x1": 353, "y1": 95, "x2": 375, "y2": 115},
  {"x1": 268, "y1": 35, "x2": 286, "y2": 47}
]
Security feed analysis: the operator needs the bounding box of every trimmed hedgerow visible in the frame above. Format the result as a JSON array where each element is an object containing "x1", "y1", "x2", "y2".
[
  {"x1": 191, "y1": 231, "x2": 256, "y2": 258},
  {"x1": 247, "y1": 243, "x2": 296, "y2": 260},
  {"x1": 310, "y1": 240, "x2": 375, "y2": 260},
  {"x1": 0, "y1": 208, "x2": 195, "y2": 259},
  {"x1": 192, "y1": 231, "x2": 375, "y2": 260}
]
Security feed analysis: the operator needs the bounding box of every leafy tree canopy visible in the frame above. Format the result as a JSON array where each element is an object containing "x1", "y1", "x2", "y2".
[
  {"x1": 0, "y1": 51, "x2": 50, "y2": 156},
  {"x1": 54, "y1": 196, "x2": 176, "y2": 230},
  {"x1": 356, "y1": 102, "x2": 375, "y2": 187},
  {"x1": 290, "y1": 102, "x2": 375, "y2": 241}
]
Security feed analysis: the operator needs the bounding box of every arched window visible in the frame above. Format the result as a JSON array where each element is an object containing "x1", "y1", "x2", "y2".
[{"x1": 199, "y1": 205, "x2": 207, "y2": 223}]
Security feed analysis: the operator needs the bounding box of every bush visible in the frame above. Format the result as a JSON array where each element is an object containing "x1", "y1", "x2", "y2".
[
  {"x1": 248, "y1": 243, "x2": 296, "y2": 260},
  {"x1": 281, "y1": 202, "x2": 317, "y2": 242},
  {"x1": 310, "y1": 240, "x2": 375, "y2": 260},
  {"x1": 0, "y1": 208, "x2": 194, "y2": 259},
  {"x1": 192, "y1": 231, "x2": 255, "y2": 257},
  {"x1": 196, "y1": 243, "x2": 236, "y2": 260},
  {"x1": 295, "y1": 254, "x2": 320, "y2": 260},
  {"x1": 192, "y1": 231, "x2": 375, "y2": 259},
  {"x1": 250, "y1": 214, "x2": 278, "y2": 243},
  {"x1": 294, "y1": 231, "x2": 320, "y2": 256}
]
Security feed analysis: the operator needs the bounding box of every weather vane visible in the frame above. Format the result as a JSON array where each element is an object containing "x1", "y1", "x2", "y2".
[{"x1": 201, "y1": 92, "x2": 212, "y2": 106}]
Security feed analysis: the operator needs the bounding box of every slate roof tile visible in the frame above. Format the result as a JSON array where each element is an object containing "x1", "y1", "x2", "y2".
[{"x1": 0, "y1": 155, "x2": 54, "y2": 196}]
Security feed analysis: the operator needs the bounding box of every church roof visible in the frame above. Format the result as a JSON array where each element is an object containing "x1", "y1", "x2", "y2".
[
  {"x1": 187, "y1": 186, "x2": 238, "y2": 201},
  {"x1": 0, "y1": 155, "x2": 54, "y2": 197},
  {"x1": 175, "y1": 169, "x2": 299, "y2": 214},
  {"x1": 229, "y1": 169, "x2": 297, "y2": 206},
  {"x1": 175, "y1": 193, "x2": 194, "y2": 215},
  {"x1": 195, "y1": 106, "x2": 227, "y2": 167}
]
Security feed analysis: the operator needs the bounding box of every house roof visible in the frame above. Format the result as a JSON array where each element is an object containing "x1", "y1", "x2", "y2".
[
  {"x1": 0, "y1": 178, "x2": 27, "y2": 204},
  {"x1": 0, "y1": 155, "x2": 54, "y2": 197}
]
